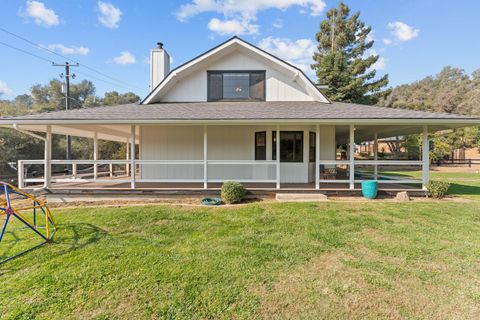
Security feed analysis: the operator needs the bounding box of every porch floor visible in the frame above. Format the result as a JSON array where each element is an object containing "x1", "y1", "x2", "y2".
[{"x1": 26, "y1": 178, "x2": 425, "y2": 196}]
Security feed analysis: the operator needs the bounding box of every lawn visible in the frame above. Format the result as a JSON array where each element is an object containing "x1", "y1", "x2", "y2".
[
  {"x1": 383, "y1": 171, "x2": 480, "y2": 199},
  {"x1": 1, "y1": 197, "x2": 480, "y2": 319}
]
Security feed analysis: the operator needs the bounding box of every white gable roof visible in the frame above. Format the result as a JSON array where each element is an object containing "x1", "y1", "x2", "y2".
[{"x1": 142, "y1": 36, "x2": 330, "y2": 104}]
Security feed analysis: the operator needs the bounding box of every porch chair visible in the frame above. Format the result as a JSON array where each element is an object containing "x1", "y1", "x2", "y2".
[{"x1": 320, "y1": 167, "x2": 338, "y2": 180}]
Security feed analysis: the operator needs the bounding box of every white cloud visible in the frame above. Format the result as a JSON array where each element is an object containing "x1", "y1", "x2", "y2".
[
  {"x1": 365, "y1": 49, "x2": 387, "y2": 71},
  {"x1": 272, "y1": 18, "x2": 283, "y2": 29},
  {"x1": 0, "y1": 81, "x2": 13, "y2": 97},
  {"x1": 383, "y1": 38, "x2": 392, "y2": 45},
  {"x1": 22, "y1": 1, "x2": 59, "y2": 27},
  {"x1": 258, "y1": 37, "x2": 316, "y2": 75},
  {"x1": 175, "y1": 0, "x2": 326, "y2": 35},
  {"x1": 365, "y1": 32, "x2": 374, "y2": 43},
  {"x1": 46, "y1": 44, "x2": 90, "y2": 55},
  {"x1": 372, "y1": 56, "x2": 387, "y2": 71},
  {"x1": 388, "y1": 21, "x2": 419, "y2": 42},
  {"x1": 176, "y1": 0, "x2": 326, "y2": 21},
  {"x1": 208, "y1": 17, "x2": 259, "y2": 35},
  {"x1": 97, "y1": 1, "x2": 122, "y2": 29},
  {"x1": 112, "y1": 51, "x2": 136, "y2": 65}
]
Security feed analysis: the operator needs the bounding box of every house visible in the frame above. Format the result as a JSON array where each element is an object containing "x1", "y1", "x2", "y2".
[{"x1": 1, "y1": 37, "x2": 479, "y2": 194}]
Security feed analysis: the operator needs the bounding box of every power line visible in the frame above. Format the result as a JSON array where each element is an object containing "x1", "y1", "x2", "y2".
[
  {"x1": 0, "y1": 26, "x2": 143, "y2": 91},
  {"x1": 0, "y1": 39, "x2": 136, "y2": 91},
  {"x1": 75, "y1": 70, "x2": 140, "y2": 91},
  {"x1": 0, "y1": 39, "x2": 140, "y2": 92},
  {"x1": 79, "y1": 64, "x2": 144, "y2": 91},
  {"x1": 0, "y1": 26, "x2": 72, "y2": 62},
  {"x1": 0, "y1": 41, "x2": 54, "y2": 64}
]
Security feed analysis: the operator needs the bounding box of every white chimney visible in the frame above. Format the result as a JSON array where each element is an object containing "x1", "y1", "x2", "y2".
[{"x1": 150, "y1": 42, "x2": 170, "y2": 90}]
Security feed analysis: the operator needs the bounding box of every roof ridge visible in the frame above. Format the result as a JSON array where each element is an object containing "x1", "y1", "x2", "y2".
[{"x1": 141, "y1": 37, "x2": 330, "y2": 105}]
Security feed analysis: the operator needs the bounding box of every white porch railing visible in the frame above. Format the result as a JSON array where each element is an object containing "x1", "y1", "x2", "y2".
[
  {"x1": 318, "y1": 160, "x2": 424, "y2": 185},
  {"x1": 18, "y1": 158, "x2": 424, "y2": 189},
  {"x1": 17, "y1": 159, "x2": 278, "y2": 188},
  {"x1": 207, "y1": 160, "x2": 277, "y2": 183},
  {"x1": 14, "y1": 124, "x2": 431, "y2": 191}
]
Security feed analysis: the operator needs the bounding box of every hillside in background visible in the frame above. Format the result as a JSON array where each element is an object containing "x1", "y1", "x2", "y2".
[
  {"x1": 379, "y1": 66, "x2": 480, "y2": 116},
  {"x1": 378, "y1": 66, "x2": 480, "y2": 160}
]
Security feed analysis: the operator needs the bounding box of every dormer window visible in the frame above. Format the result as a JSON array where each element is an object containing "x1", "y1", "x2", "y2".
[{"x1": 207, "y1": 71, "x2": 265, "y2": 101}]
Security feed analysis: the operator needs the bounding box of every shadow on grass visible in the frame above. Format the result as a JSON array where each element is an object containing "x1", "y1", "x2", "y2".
[
  {"x1": 359, "y1": 171, "x2": 480, "y2": 197},
  {"x1": 53, "y1": 222, "x2": 107, "y2": 252},
  {"x1": 0, "y1": 223, "x2": 107, "y2": 273},
  {"x1": 448, "y1": 183, "x2": 480, "y2": 197}
]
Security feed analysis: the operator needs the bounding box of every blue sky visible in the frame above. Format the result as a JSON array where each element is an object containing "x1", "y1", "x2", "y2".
[{"x1": 1, "y1": 0, "x2": 480, "y2": 99}]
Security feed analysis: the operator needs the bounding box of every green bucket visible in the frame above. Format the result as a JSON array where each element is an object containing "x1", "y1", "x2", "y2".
[{"x1": 361, "y1": 180, "x2": 378, "y2": 199}]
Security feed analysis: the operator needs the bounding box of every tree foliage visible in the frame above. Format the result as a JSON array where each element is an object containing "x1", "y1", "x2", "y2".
[
  {"x1": 383, "y1": 67, "x2": 480, "y2": 158},
  {"x1": 103, "y1": 91, "x2": 140, "y2": 106},
  {"x1": 0, "y1": 79, "x2": 140, "y2": 178},
  {"x1": 30, "y1": 79, "x2": 97, "y2": 111},
  {"x1": 29, "y1": 80, "x2": 140, "y2": 112},
  {"x1": 311, "y1": 1, "x2": 389, "y2": 104},
  {"x1": 379, "y1": 66, "x2": 480, "y2": 116}
]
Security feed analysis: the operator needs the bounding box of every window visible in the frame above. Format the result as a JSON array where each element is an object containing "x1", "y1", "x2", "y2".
[
  {"x1": 223, "y1": 73, "x2": 250, "y2": 99},
  {"x1": 255, "y1": 131, "x2": 266, "y2": 160},
  {"x1": 207, "y1": 71, "x2": 265, "y2": 101},
  {"x1": 272, "y1": 131, "x2": 304, "y2": 162},
  {"x1": 309, "y1": 132, "x2": 316, "y2": 162}
]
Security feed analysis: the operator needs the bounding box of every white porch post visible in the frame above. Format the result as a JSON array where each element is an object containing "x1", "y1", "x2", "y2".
[
  {"x1": 373, "y1": 132, "x2": 378, "y2": 180},
  {"x1": 93, "y1": 131, "x2": 98, "y2": 180},
  {"x1": 130, "y1": 125, "x2": 136, "y2": 189},
  {"x1": 315, "y1": 124, "x2": 320, "y2": 190},
  {"x1": 72, "y1": 163, "x2": 77, "y2": 179},
  {"x1": 349, "y1": 124, "x2": 355, "y2": 190},
  {"x1": 203, "y1": 125, "x2": 208, "y2": 189},
  {"x1": 126, "y1": 137, "x2": 130, "y2": 176},
  {"x1": 422, "y1": 125, "x2": 429, "y2": 190},
  {"x1": 18, "y1": 160, "x2": 24, "y2": 188},
  {"x1": 44, "y1": 125, "x2": 52, "y2": 188},
  {"x1": 276, "y1": 125, "x2": 280, "y2": 189}
]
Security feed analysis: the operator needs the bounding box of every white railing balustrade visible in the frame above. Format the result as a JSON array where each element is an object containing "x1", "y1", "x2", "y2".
[
  {"x1": 207, "y1": 160, "x2": 277, "y2": 183},
  {"x1": 17, "y1": 159, "x2": 279, "y2": 188},
  {"x1": 17, "y1": 158, "x2": 425, "y2": 189},
  {"x1": 318, "y1": 160, "x2": 424, "y2": 186}
]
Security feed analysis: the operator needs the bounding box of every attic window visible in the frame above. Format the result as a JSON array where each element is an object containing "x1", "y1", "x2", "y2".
[{"x1": 207, "y1": 71, "x2": 265, "y2": 101}]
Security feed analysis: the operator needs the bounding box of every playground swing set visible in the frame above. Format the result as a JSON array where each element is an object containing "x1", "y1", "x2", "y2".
[{"x1": 0, "y1": 182, "x2": 56, "y2": 265}]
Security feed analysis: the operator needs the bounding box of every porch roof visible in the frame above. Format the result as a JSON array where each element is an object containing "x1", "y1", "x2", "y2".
[{"x1": 1, "y1": 101, "x2": 478, "y2": 125}]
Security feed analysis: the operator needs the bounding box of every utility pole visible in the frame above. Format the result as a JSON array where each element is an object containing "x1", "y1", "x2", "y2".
[{"x1": 53, "y1": 62, "x2": 78, "y2": 161}]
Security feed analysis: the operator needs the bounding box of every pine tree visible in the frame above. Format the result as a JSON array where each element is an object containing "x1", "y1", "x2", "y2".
[{"x1": 311, "y1": 2, "x2": 389, "y2": 104}]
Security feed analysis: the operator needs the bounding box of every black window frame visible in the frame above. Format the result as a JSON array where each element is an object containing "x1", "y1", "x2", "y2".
[
  {"x1": 255, "y1": 131, "x2": 267, "y2": 161},
  {"x1": 309, "y1": 132, "x2": 316, "y2": 162},
  {"x1": 272, "y1": 131, "x2": 304, "y2": 163},
  {"x1": 207, "y1": 70, "x2": 266, "y2": 102}
]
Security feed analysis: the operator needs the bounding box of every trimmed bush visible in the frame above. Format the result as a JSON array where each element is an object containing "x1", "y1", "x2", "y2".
[
  {"x1": 426, "y1": 180, "x2": 451, "y2": 199},
  {"x1": 221, "y1": 181, "x2": 246, "y2": 204}
]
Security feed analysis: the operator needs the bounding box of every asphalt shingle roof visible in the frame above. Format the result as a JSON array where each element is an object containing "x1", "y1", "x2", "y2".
[{"x1": 1, "y1": 101, "x2": 477, "y2": 122}]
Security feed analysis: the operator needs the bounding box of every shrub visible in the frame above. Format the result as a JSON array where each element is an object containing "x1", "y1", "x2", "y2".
[
  {"x1": 221, "y1": 181, "x2": 246, "y2": 204},
  {"x1": 426, "y1": 180, "x2": 451, "y2": 199}
]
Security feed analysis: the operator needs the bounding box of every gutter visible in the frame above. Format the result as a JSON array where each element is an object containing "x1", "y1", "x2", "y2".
[{"x1": 1, "y1": 118, "x2": 480, "y2": 126}]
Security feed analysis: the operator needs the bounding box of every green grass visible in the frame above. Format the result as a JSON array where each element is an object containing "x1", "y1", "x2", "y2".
[
  {"x1": 380, "y1": 171, "x2": 480, "y2": 199},
  {"x1": 1, "y1": 198, "x2": 480, "y2": 319}
]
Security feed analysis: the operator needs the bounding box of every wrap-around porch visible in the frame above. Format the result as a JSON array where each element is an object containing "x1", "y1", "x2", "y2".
[{"x1": 15, "y1": 123, "x2": 431, "y2": 193}]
